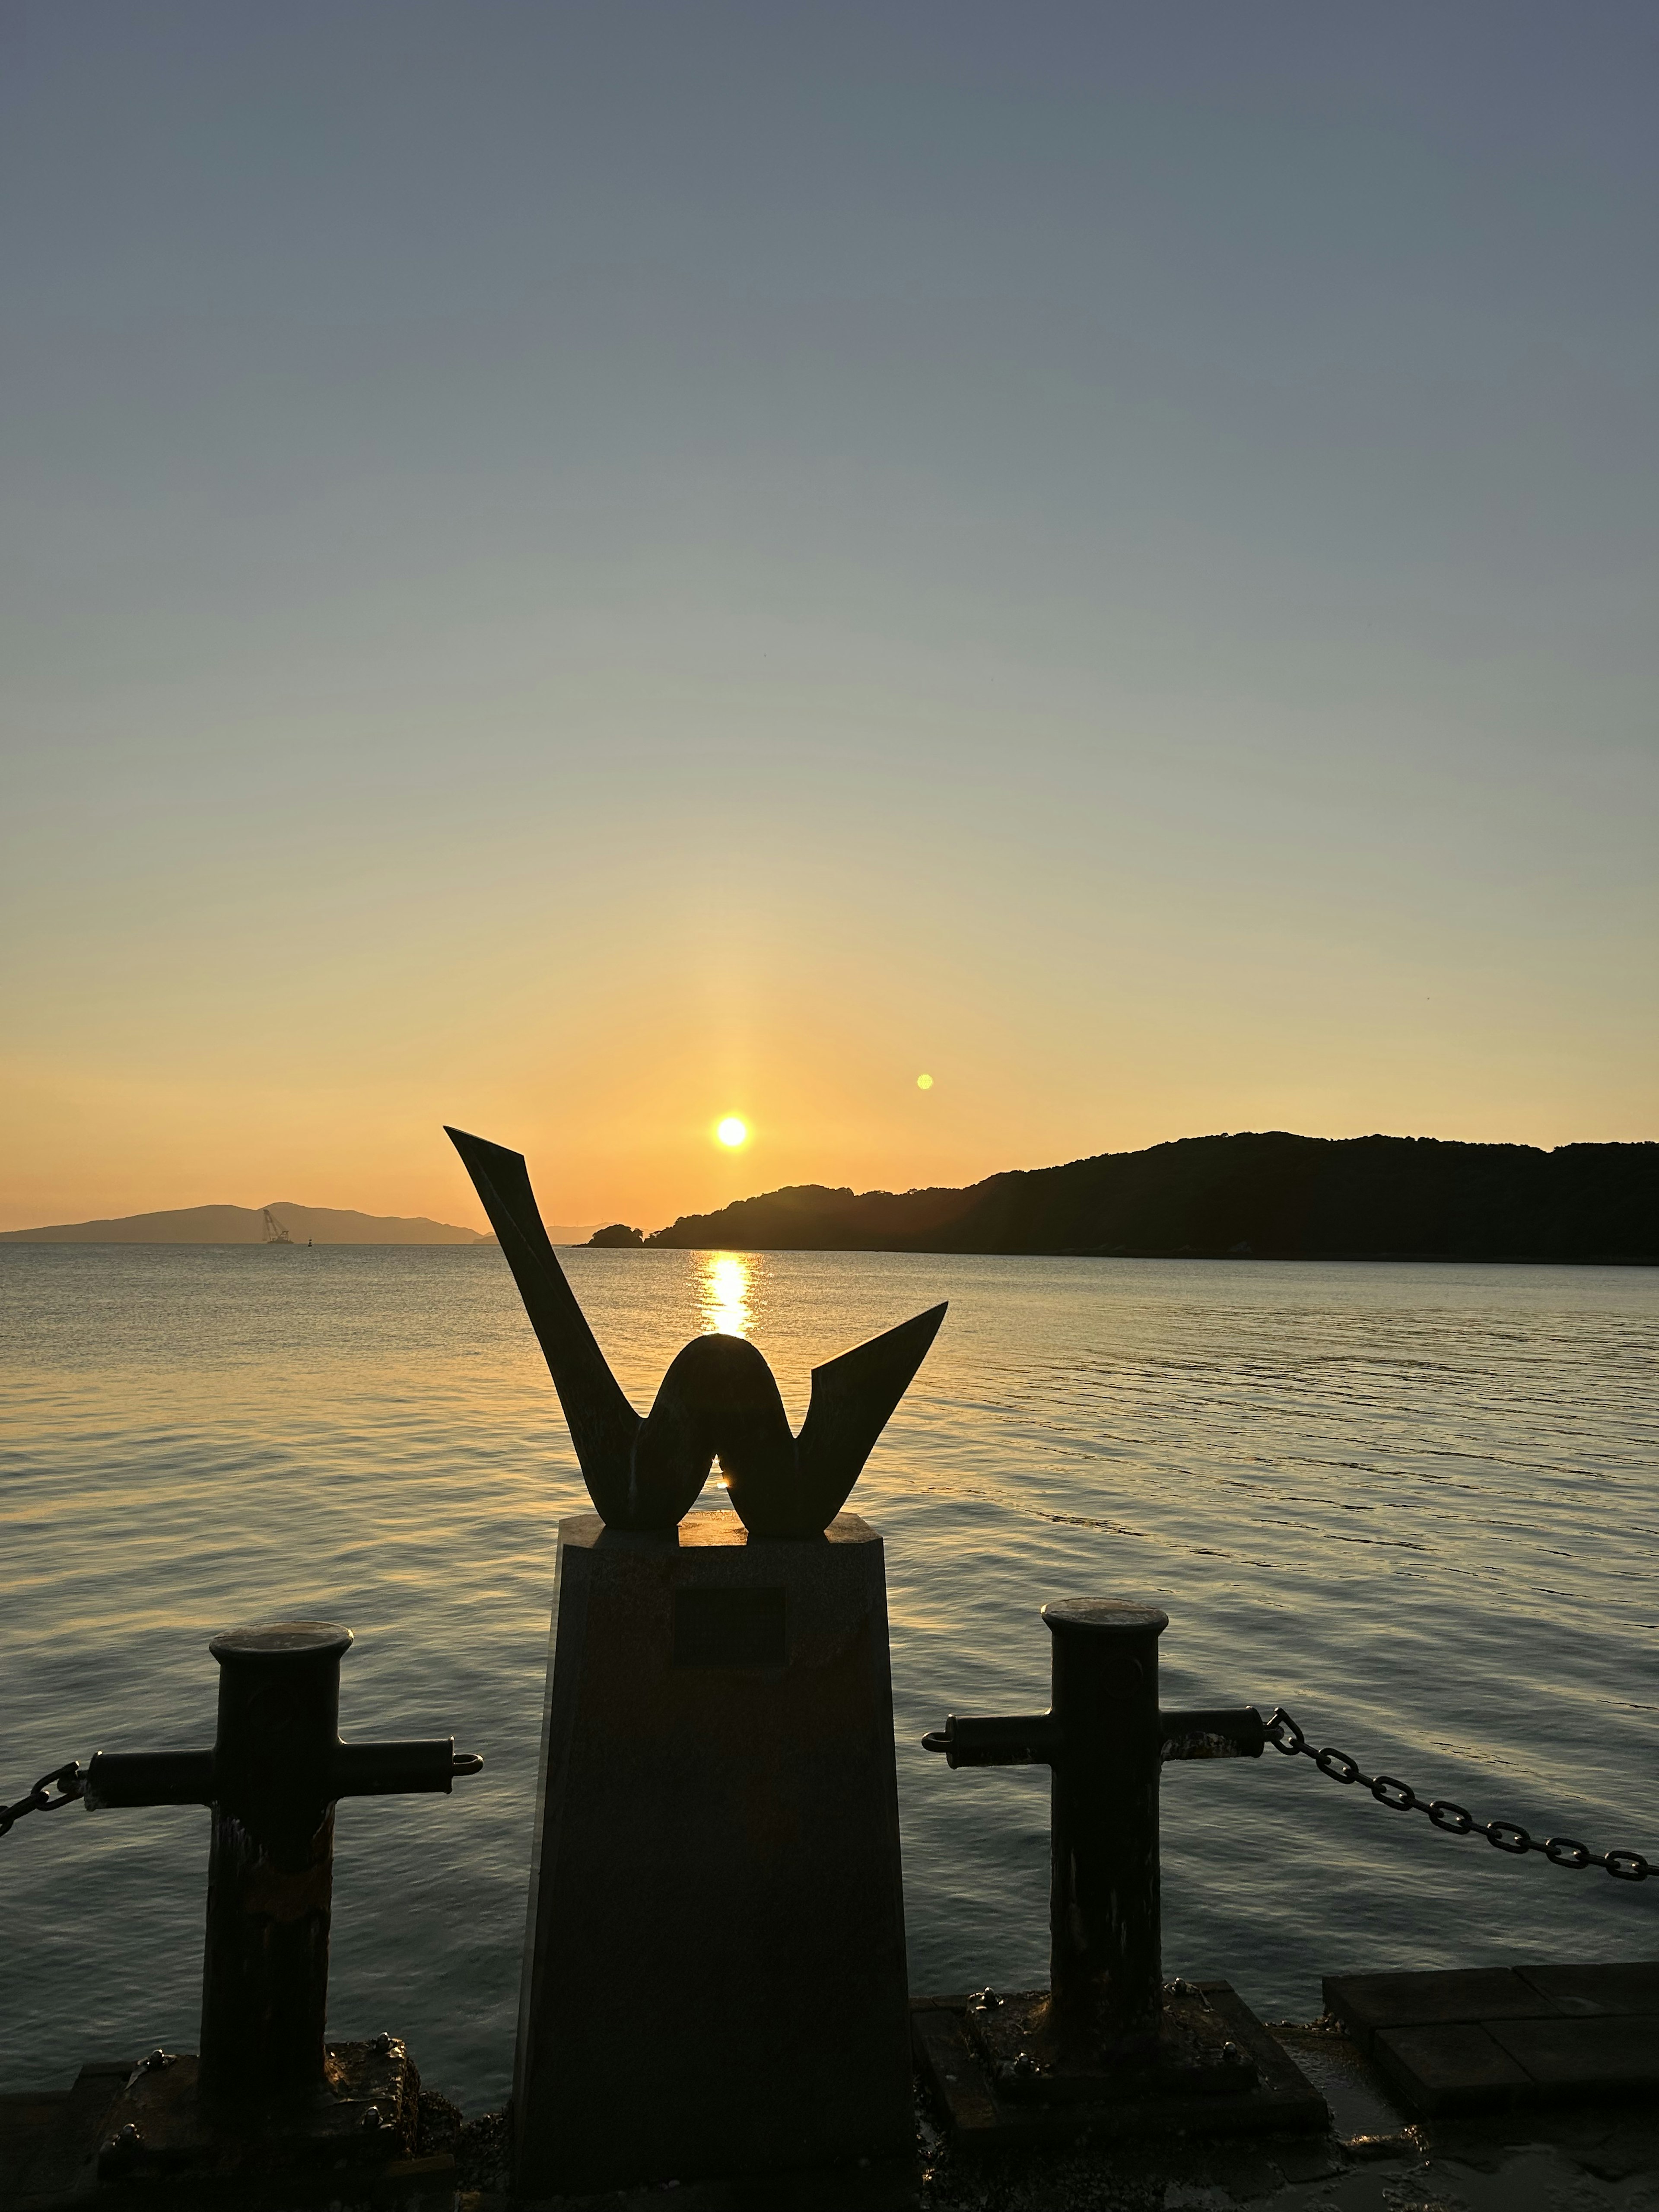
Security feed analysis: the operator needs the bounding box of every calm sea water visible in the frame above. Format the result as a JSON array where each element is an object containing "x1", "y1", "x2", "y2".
[{"x1": 3, "y1": 1243, "x2": 1656, "y2": 2110}]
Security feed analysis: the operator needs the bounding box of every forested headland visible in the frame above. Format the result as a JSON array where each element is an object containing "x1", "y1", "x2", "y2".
[{"x1": 591, "y1": 1133, "x2": 1658, "y2": 1263}]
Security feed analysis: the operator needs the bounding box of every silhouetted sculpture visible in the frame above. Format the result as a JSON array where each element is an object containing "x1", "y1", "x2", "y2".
[{"x1": 446, "y1": 1127, "x2": 945, "y2": 1536}]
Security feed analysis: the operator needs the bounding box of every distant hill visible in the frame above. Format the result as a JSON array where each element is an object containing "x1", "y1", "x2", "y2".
[
  {"x1": 633, "y1": 1133, "x2": 1659, "y2": 1263},
  {"x1": 1, "y1": 1203, "x2": 495, "y2": 1246}
]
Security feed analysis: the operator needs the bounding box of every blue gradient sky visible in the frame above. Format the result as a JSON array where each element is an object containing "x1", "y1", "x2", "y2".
[{"x1": 3, "y1": 2, "x2": 1654, "y2": 1231}]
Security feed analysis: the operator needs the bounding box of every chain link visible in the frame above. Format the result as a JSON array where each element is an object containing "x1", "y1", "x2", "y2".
[
  {"x1": 0, "y1": 1761, "x2": 85, "y2": 1841},
  {"x1": 1265, "y1": 1709, "x2": 1649, "y2": 1883}
]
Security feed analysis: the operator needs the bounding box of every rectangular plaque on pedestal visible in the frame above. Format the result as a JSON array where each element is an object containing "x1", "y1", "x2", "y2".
[{"x1": 512, "y1": 1509, "x2": 912, "y2": 2199}]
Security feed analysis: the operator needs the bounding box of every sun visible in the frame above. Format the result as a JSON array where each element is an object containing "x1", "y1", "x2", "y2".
[{"x1": 716, "y1": 1116, "x2": 749, "y2": 1148}]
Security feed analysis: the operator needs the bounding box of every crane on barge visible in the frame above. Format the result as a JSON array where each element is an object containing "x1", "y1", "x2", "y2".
[{"x1": 261, "y1": 1208, "x2": 293, "y2": 1245}]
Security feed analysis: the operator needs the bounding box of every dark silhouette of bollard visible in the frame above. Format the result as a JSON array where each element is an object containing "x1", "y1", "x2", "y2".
[
  {"x1": 924, "y1": 1599, "x2": 1262, "y2": 2050},
  {"x1": 84, "y1": 1621, "x2": 482, "y2": 2107}
]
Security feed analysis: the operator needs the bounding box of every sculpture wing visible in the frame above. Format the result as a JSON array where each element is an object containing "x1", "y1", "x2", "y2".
[
  {"x1": 785, "y1": 1301, "x2": 947, "y2": 1536},
  {"x1": 445, "y1": 1128, "x2": 642, "y2": 1506}
]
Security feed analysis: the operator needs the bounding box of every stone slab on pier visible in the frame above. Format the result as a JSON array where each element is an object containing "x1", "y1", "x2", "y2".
[{"x1": 1324, "y1": 1958, "x2": 1659, "y2": 2114}]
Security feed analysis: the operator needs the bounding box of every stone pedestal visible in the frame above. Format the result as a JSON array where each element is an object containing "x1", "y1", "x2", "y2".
[{"x1": 512, "y1": 1510, "x2": 912, "y2": 2198}]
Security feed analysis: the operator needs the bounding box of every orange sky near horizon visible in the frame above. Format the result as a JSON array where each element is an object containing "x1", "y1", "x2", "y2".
[
  {"x1": 4, "y1": 591, "x2": 1654, "y2": 1236},
  {"x1": 5, "y1": 834, "x2": 1653, "y2": 1239},
  {"x1": 4, "y1": 750, "x2": 1654, "y2": 1238}
]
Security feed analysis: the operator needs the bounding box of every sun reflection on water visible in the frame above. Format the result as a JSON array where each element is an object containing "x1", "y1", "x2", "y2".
[{"x1": 699, "y1": 1252, "x2": 753, "y2": 1338}]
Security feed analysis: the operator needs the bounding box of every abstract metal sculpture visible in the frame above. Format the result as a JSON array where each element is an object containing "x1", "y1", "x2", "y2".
[{"x1": 446, "y1": 1126, "x2": 946, "y2": 1537}]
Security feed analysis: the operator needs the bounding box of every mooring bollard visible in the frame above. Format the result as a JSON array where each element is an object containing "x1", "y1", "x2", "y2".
[
  {"x1": 924, "y1": 1600, "x2": 1262, "y2": 2050},
  {"x1": 79, "y1": 1620, "x2": 482, "y2": 2179}
]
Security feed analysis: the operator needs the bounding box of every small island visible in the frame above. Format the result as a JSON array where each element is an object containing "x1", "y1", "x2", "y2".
[{"x1": 0, "y1": 1203, "x2": 494, "y2": 1246}]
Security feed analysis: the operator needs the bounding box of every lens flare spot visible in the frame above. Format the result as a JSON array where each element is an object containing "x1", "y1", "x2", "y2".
[
  {"x1": 717, "y1": 1116, "x2": 748, "y2": 1147},
  {"x1": 916, "y1": 1073, "x2": 934, "y2": 1090}
]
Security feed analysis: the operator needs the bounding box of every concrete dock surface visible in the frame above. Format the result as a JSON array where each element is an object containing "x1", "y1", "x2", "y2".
[{"x1": 6, "y1": 1987, "x2": 1659, "y2": 2211}]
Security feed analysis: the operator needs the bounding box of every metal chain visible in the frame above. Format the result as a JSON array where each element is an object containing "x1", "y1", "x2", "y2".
[
  {"x1": 0, "y1": 1761, "x2": 85, "y2": 1841},
  {"x1": 1266, "y1": 1708, "x2": 1649, "y2": 1882}
]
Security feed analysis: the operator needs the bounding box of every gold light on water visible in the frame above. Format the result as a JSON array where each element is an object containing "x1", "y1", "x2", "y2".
[{"x1": 700, "y1": 1252, "x2": 753, "y2": 1340}]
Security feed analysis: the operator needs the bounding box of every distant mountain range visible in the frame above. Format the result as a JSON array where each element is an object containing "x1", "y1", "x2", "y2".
[
  {"x1": 0, "y1": 1203, "x2": 500, "y2": 1246},
  {"x1": 608, "y1": 1132, "x2": 1658, "y2": 1263}
]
